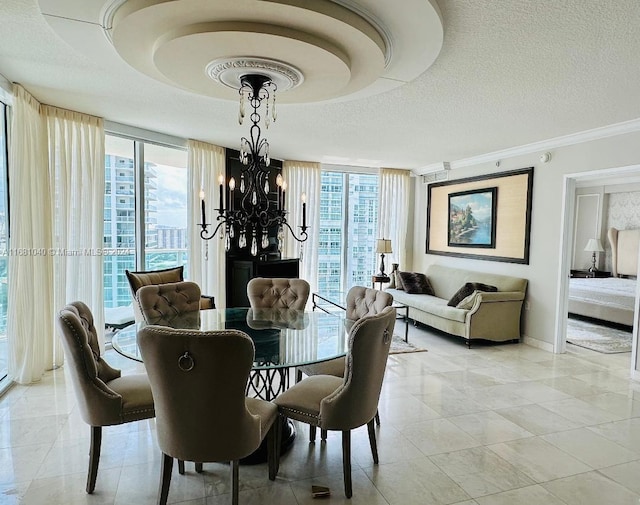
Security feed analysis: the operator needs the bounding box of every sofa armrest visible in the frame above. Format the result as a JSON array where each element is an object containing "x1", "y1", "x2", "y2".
[
  {"x1": 471, "y1": 291, "x2": 524, "y2": 306},
  {"x1": 465, "y1": 291, "x2": 525, "y2": 341}
]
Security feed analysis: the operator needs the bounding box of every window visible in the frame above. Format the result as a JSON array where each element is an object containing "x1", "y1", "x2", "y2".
[
  {"x1": 317, "y1": 171, "x2": 379, "y2": 294},
  {"x1": 103, "y1": 135, "x2": 188, "y2": 309},
  {"x1": 0, "y1": 102, "x2": 8, "y2": 382}
]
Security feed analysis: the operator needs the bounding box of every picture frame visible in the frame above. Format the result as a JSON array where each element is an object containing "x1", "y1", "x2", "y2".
[
  {"x1": 426, "y1": 167, "x2": 534, "y2": 264},
  {"x1": 447, "y1": 187, "x2": 497, "y2": 248}
]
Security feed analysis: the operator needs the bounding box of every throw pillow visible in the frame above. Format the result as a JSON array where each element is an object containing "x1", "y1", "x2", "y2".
[
  {"x1": 447, "y1": 282, "x2": 498, "y2": 307},
  {"x1": 395, "y1": 270, "x2": 406, "y2": 290},
  {"x1": 398, "y1": 271, "x2": 435, "y2": 295},
  {"x1": 456, "y1": 290, "x2": 479, "y2": 310}
]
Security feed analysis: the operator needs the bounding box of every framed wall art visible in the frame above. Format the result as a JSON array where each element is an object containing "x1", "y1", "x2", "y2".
[
  {"x1": 447, "y1": 187, "x2": 497, "y2": 248},
  {"x1": 427, "y1": 167, "x2": 534, "y2": 264}
]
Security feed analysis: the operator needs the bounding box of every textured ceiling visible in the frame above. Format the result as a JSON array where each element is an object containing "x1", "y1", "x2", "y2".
[{"x1": 1, "y1": 0, "x2": 639, "y2": 170}]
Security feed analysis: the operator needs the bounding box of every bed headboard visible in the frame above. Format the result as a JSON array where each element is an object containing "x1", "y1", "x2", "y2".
[{"x1": 608, "y1": 227, "x2": 640, "y2": 277}]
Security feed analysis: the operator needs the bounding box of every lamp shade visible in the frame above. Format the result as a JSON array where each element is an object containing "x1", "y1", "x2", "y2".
[
  {"x1": 584, "y1": 238, "x2": 604, "y2": 252},
  {"x1": 376, "y1": 239, "x2": 393, "y2": 254}
]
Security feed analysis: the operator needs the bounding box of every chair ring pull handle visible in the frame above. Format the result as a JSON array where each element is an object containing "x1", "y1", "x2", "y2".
[
  {"x1": 178, "y1": 352, "x2": 195, "y2": 372},
  {"x1": 383, "y1": 329, "x2": 391, "y2": 345}
]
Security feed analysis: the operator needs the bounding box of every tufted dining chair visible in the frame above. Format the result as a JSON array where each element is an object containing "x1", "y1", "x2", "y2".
[
  {"x1": 137, "y1": 325, "x2": 280, "y2": 505},
  {"x1": 125, "y1": 266, "x2": 215, "y2": 323},
  {"x1": 297, "y1": 286, "x2": 393, "y2": 381},
  {"x1": 247, "y1": 277, "x2": 310, "y2": 310},
  {"x1": 135, "y1": 281, "x2": 201, "y2": 328},
  {"x1": 296, "y1": 286, "x2": 393, "y2": 434},
  {"x1": 56, "y1": 302, "x2": 155, "y2": 494},
  {"x1": 274, "y1": 306, "x2": 397, "y2": 498}
]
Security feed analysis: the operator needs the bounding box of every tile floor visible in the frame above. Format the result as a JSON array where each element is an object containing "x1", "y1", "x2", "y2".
[{"x1": 1, "y1": 325, "x2": 640, "y2": 504}]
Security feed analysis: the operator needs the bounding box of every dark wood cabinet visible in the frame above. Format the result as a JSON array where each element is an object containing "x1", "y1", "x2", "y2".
[{"x1": 227, "y1": 258, "x2": 300, "y2": 307}]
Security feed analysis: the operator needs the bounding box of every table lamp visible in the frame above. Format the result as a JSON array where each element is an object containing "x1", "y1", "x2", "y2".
[
  {"x1": 584, "y1": 238, "x2": 604, "y2": 272},
  {"x1": 376, "y1": 239, "x2": 393, "y2": 276}
]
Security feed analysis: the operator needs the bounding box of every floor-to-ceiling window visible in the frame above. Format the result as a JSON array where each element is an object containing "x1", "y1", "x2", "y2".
[
  {"x1": 104, "y1": 134, "x2": 187, "y2": 310},
  {"x1": 317, "y1": 170, "x2": 379, "y2": 294},
  {"x1": 0, "y1": 101, "x2": 9, "y2": 381}
]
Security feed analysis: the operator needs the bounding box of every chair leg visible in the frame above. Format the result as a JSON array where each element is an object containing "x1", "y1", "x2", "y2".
[
  {"x1": 195, "y1": 462, "x2": 203, "y2": 473},
  {"x1": 321, "y1": 429, "x2": 327, "y2": 440},
  {"x1": 231, "y1": 459, "x2": 239, "y2": 505},
  {"x1": 375, "y1": 409, "x2": 381, "y2": 426},
  {"x1": 267, "y1": 422, "x2": 278, "y2": 480},
  {"x1": 178, "y1": 460, "x2": 185, "y2": 475},
  {"x1": 367, "y1": 419, "x2": 379, "y2": 464},
  {"x1": 86, "y1": 426, "x2": 102, "y2": 494},
  {"x1": 342, "y1": 430, "x2": 352, "y2": 499},
  {"x1": 296, "y1": 369, "x2": 303, "y2": 383},
  {"x1": 309, "y1": 425, "x2": 317, "y2": 442},
  {"x1": 158, "y1": 453, "x2": 173, "y2": 505},
  {"x1": 275, "y1": 415, "x2": 283, "y2": 475}
]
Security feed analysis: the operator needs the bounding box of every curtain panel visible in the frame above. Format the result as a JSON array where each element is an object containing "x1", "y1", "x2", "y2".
[
  {"x1": 282, "y1": 160, "x2": 321, "y2": 298},
  {"x1": 44, "y1": 105, "x2": 105, "y2": 347},
  {"x1": 378, "y1": 168, "x2": 411, "y2": 270},
  {"x1": 7, "y1": 85, "x2": 56, "y2": 383},
  {"x1": 187, "y1": 140, "x2": 226, "y2": 308}
]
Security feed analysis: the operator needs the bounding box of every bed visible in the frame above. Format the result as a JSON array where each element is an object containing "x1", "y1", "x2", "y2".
[{"x1": 568, "y1": 227, "x2": 639, "y2": 327}]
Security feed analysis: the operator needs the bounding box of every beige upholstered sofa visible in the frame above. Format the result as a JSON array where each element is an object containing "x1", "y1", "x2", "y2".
[{"x1": 386, "y1": 264, "x2": 527, "y2": 347}]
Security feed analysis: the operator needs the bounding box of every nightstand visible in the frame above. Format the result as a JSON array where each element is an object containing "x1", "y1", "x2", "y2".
[{"x1": 570, "y1": 269, "x2": 611, "y2": 278}]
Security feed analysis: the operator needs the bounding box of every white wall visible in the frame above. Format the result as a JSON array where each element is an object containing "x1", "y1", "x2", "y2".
[{"x1": 411, "y1": 130, "x2": 640, "y2": 348}]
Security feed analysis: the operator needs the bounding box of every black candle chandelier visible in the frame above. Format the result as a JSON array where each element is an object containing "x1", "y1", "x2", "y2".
[{"x1": 199, "y1": 73, "x2": 308, "y2": 255}]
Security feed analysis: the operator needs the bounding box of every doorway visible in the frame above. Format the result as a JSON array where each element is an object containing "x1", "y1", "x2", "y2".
[{"x1": 557, "y1": 164, "x2": 640, "y2": 379}]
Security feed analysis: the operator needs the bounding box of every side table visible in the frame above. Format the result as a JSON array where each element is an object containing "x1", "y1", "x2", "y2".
[{"x1": 372, "y1": 275, "x2": 390, "y2": 290}]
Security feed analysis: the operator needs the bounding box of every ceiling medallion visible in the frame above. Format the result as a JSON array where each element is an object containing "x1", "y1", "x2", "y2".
[{"x1": 205, "y1": 58, "x2": 304, "y2": 92}]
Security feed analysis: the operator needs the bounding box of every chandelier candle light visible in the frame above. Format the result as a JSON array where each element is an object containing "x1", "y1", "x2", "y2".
[{"x1": 199, "y1": 73, "x2": 308, "y2": 254}]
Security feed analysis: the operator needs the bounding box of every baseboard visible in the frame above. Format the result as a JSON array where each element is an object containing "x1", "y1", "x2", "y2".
[{"x1": 522, "y1": 334, "x2": 555, "y2": 353}]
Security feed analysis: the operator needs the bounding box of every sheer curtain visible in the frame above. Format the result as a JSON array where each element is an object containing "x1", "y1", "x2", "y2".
[
  {"x1": 7, "y1": 85, "x2": 56, "y2": 383},
  {"x1": 378, "y1": 168, "x2": 411, "y2": 269},
  {"x1": 45, "y1": 106, "x2": 105, "y2": 345},
  {"x1": 187, "y1": 140, "x2": 226, "y2": 307},
  {"x1": 282, "y1": 160, "x2": 321, "y2": 295}
]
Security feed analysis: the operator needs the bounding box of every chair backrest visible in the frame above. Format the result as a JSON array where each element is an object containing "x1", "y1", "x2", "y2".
[
  {"x1": 56, "y1": 302, "x2": 124, "y2": 426},
  {"x1": 137, "y1": 325, "x2": 263, "y2": 462},
  {"x1": 346, "y1": 286, "x2": 393, "y2": 320},
  {"x1": 136, "y1": 281, "x2": 201, "y2": 328},
  {"x1": 125, "y1": 266, "x2": 185, "y2": 322},
  {"x1": 319, "y1": 306, "x2": 396, "y2": 430},
  {"x1": 247, "y1": 277, "x2": 310, "y2": 310}
]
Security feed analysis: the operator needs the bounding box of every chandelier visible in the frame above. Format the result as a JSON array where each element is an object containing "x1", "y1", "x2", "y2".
[{"x1": 199, "y1": 73, "x2": 308, "y2": 255}]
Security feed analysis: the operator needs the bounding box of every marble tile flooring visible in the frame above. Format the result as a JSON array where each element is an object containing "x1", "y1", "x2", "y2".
[{"x1": 1, "y1": 325, "x2": 640, "y2": 504}]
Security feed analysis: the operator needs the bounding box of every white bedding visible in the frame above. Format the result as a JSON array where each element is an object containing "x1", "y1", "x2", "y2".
[{"x1": 568, "y1": 277, "x2": 636, "y2": 326}]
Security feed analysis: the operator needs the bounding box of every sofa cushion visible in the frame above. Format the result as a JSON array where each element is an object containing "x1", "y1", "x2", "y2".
[
  {"x1": 398, "y1": 271, "x2": 435, "y2": 295},
  {"x1": 447, "y1": 282, "x2": 498, "y2": 307},
  {"x1": 388, "y1": 290, "x2": 468, "y2": 323}
]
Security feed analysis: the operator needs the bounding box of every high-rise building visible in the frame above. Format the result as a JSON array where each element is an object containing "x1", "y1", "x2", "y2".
[
  {"x1": 103, "y1": 154, "x2": 158, "y2": 308},
  {"x1": 317, "y1": 171, "x2": 378, "y2": 294}
]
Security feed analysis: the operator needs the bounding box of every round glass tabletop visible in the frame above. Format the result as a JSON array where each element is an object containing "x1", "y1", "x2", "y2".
[{"x1": 111, "y1": 307, "x2": 352, "y2": 370}]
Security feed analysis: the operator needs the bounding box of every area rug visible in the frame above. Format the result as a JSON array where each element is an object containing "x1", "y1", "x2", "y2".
[
  {"x1": 566, "y1": 318, "x2": 632, "y2": 353},
  {"x1": 389, "y1": 335, "x2": 427, "y2": 354}
]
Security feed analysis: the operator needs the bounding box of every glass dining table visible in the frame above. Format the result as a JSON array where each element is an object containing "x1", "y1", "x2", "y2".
[{"x1": 111, "y1": 307, "x2": 352, "y2": 400}]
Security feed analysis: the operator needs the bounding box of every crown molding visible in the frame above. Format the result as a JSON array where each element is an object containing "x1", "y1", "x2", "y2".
[{"x1": 412, "y1": 117, "x2": 640, "y2": 176}]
